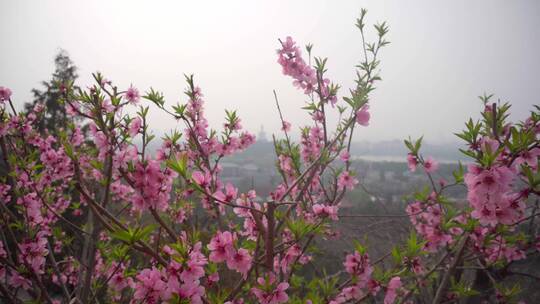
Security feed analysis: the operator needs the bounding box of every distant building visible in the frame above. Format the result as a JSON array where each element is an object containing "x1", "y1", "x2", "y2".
[
  {"x1": 258, "y1": 125, "x2": 268, "y2": 142},
  {"x1": 221, "y1": 162, "x2": 241, "y2": 177},
  {"x1": 242, "y1": 164, "x2": 259, "y2": 172}
]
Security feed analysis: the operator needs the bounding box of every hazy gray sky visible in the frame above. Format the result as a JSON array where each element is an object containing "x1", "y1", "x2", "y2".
[{"x1": 1, "y1": 0, "x2": 538, "y2": 143}]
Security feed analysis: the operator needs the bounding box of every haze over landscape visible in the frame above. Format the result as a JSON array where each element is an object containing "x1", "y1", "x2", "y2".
[
  {"x1": 1, "y1": 0, "x2": 539, "y2": 145},
  {"x1": 2, "y1": 1, "x2": 540, "y2": 303}
]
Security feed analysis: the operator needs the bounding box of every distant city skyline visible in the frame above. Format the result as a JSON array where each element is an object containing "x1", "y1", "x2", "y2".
[{"x1": 1, "y1": 0, "x2": 538, "y2": 144}]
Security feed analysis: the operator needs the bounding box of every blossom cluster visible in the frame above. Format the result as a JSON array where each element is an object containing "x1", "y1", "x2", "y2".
[{"x1": 208, "y1": 231, "x2": 253, "y2": 278}]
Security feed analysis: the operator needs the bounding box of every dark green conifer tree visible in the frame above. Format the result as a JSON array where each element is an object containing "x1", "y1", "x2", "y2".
[{"x1": 25, "y1": 49, "x2": 78, "y2": 134}]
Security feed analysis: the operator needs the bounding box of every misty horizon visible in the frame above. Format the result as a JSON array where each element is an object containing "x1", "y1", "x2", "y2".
[{"x1": 1, "y1": 0, "x2": 539, "y2": 144}]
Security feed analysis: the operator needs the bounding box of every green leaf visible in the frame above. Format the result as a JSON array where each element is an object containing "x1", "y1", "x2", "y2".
[
  {"x1": 143, "y1": 88, "x2": 165, "y2": 107},
  {"x1": 391, "y1": 246, "x2": 401, "y2": 264},
  {"x1": 111, "y1": 230, "x2": 132, "y2": 243},
  {"x1": 452, "y1": 161, "x2": 464, "y2": 183},
  {"x1": 167, "y1": 153, "x2": 188, "y2": 177}
]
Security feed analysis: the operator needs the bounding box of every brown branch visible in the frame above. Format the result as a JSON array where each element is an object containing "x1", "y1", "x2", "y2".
[
  {"x1": 150, "y1": 208, "x2": 178, "y2": 242},
  {"x1": 432, "y1": 233, "x2": 470, "y2": 304},
  {"x1": 47, "y1": 241, "x2": 72, "y2": 302},
  {"x1": 265, "y1": 202, "x2": 276, "y2": 270}
]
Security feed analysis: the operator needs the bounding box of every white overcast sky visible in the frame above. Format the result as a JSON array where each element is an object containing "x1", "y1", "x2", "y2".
[{"x1": 1, "y1": 0, "x2": 538, "y2": 143}]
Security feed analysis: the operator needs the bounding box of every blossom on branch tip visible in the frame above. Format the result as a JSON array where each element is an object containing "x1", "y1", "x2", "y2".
[
  {"x1": 0, "y1": 86, "x2": 12, "y2": 102},
  {"x1": 407, "y1": 153, "x2": 418, "y2": 172},
  {"x1": 125, "y1": 85, "x2": 140, "y2": 104},
  {"x1": 423, "y1": 156, "x2": 438, "y2": 173},
  {"x1": 282, "y1": 121, "x2": 291, "y2": 132},
  {"x1": 338, "y1": 171, "x2": 359, "y2": 191},
  {"x1": 128, "y1": 117, "x2": 142, "y2": 137},
  {"x1": 356, "y1": 105, "x2": 370, "y2": 126}
]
